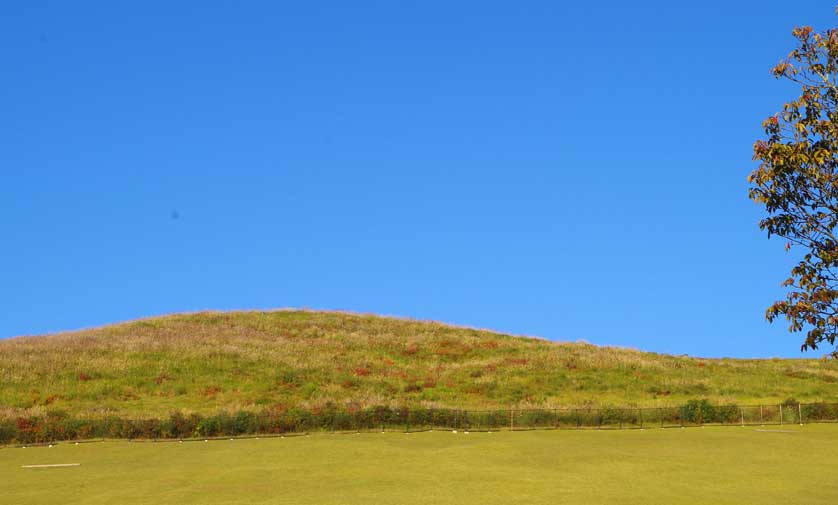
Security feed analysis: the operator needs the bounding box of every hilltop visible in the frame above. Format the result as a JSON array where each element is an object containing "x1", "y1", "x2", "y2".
[{"x1": 1, "y1": 310, "x2": 836, "y2": 418}]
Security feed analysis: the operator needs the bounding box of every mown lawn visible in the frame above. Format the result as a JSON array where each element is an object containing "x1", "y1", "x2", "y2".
[{"x1": 2, "y1": 425, "x2": 837, "y2": 504}]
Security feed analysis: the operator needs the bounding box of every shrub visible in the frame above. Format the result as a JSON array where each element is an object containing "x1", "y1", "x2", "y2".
[
  {"x1": 231, "y1": 411, "x2": 257, "y2": 435},
  {"x1": 599, "y1": 407, "x2": 624, "y2": 426},
  {"x1": 715, "y1": 405, "x2": 740, "y2": 424},
  {"x1": 4, "y1": 400, "x2": 838, "y2": 444},
  {"x1": 0, "y1": 420, "x2": 17, "y2": 444},
  {"x1": 802, "y1": 402, "x2": 837, "y2": 421},
  {"x1": 167, "y1": 412, "x2": 198, "y2": 438},
  {"x1": 517, "y1": 409, "x2": 555, "y2": 428},
  {"x1": 681, "y1": 399, "x2": 715, "y2": 424},
  {"x1": 195, "y1": 416, "x2": 221, "y2": 437}
]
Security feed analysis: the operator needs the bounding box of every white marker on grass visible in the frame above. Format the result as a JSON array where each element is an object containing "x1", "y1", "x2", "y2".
[{"x1": 22, "y1": 464, "x2": 80, "y2": 468}]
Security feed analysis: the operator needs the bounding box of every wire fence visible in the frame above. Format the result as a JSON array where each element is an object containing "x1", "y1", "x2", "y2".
[
  {"x1": 3, "y1": 402, "x2": 838, "y2": 444},
  {"x1": 297, "y1": 403, "x2": 838, "y2": 432}
]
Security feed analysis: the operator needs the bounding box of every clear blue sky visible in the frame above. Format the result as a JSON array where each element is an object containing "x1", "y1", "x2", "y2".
[{"x1": 2, "y1": 1, "x2": 834, "y2": 357}]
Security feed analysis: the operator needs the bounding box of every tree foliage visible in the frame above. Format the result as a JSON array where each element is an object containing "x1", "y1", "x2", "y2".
[{"x1": 750, "y1": 22, "x2": 838, "y2": 356}]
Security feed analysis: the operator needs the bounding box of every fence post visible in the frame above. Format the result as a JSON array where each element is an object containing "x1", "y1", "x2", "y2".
[
  {"x1": 639, "y1": 408, "x2": 643, "y2": 429},
  {"x1": 510, "y1": 409, "x2": 514, "y2": 432},
  {"x1": 780, "y1": 404, "x2": 783, "y2": 426},
  {"x1": 799, "y1": 403, "x2": 803, "y2": 425}
]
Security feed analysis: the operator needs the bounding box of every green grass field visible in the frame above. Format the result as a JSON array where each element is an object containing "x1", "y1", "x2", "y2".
[
  {"x1": 3, "y1": 310, "x2": 838, "y2": 420},
  {"x1": 3, "y1": 425, "x2": 838, "y2": 505}
]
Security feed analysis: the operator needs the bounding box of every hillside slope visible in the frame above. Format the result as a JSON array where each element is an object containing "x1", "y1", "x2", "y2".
[{"x1": 1, "y1": 310, "x2": 836, "y2": 418}]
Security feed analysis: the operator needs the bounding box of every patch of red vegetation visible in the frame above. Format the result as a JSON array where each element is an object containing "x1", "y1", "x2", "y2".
[
  {"x1": 353, "y1": 367, "x2": 371, "y2": 377},
  {"x1": 269, "y1": 402, "x2": 289, "y2": 413},
  {"x1": 78, "y1": 372, "x2": 92, "y2": 382},
  {"x1": 154, "y1": 374, "x2": 172, "y2": 385},
  {"x1": 433, "y1": 340, "x2": 473, "y2": 358},
  {"x1": 404, "y1": 383, "x2": 422, "y2": 393},
  {"x1": 203, "y1": 386, "x2": 222, "y2": 398},
  {"x1": 16, "y1": 417, "x2": 35, "y2": 431}
]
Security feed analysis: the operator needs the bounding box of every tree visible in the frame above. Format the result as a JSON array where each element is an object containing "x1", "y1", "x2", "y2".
[{"x1": 749, "y1": 21, "x2": 838, "y2": 356}]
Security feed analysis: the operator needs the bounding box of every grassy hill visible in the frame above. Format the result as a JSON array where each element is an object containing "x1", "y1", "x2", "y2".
[{"x1": 1, "y1": 310, "x2": 837, "y2": 419}]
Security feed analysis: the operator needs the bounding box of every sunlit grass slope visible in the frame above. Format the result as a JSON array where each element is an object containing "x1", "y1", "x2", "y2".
[
  {"x1": 1, "y1": 310, "x2": 837, "y2": 418},
  {"x1": 3, "y1": 426, "x2": 838, "y2": 505}
]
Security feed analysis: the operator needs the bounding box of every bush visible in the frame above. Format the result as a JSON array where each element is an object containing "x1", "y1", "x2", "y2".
[
  {"x1": 0, "y1": 420, "x2": 17, "y2": 444},
  {"x1": 802, "y1": 402, "x2": 837, "y2": 422},
  {"x1": 599, "y1": 407, "x2": 624, "y2": 427},
  {"x1": 4, "y1": 400, "x2": 838, "y2": 444},
  {"x1": 233, "y1": 411, "x2": 257, "y2": 435},
  {"x1": 167, "y1": 412, "x2": 199, "y2": 438},
  {"x1": 195, "y1": 416, "x2": 221, "y2": 437},
  {"x1": 681, "y1": 399, "x2": 715, "y2": 424},
  {"x1": 517, "y1": 410, "x2": 556, "y2": 428},
  {"x1": 715, "y1": 405, "x2": 740, "y2": 424}
]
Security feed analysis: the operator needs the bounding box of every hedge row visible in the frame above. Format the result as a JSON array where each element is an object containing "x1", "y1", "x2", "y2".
[{"x1": 2, "y1": 402, "x2": 838, "y2": 444}]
